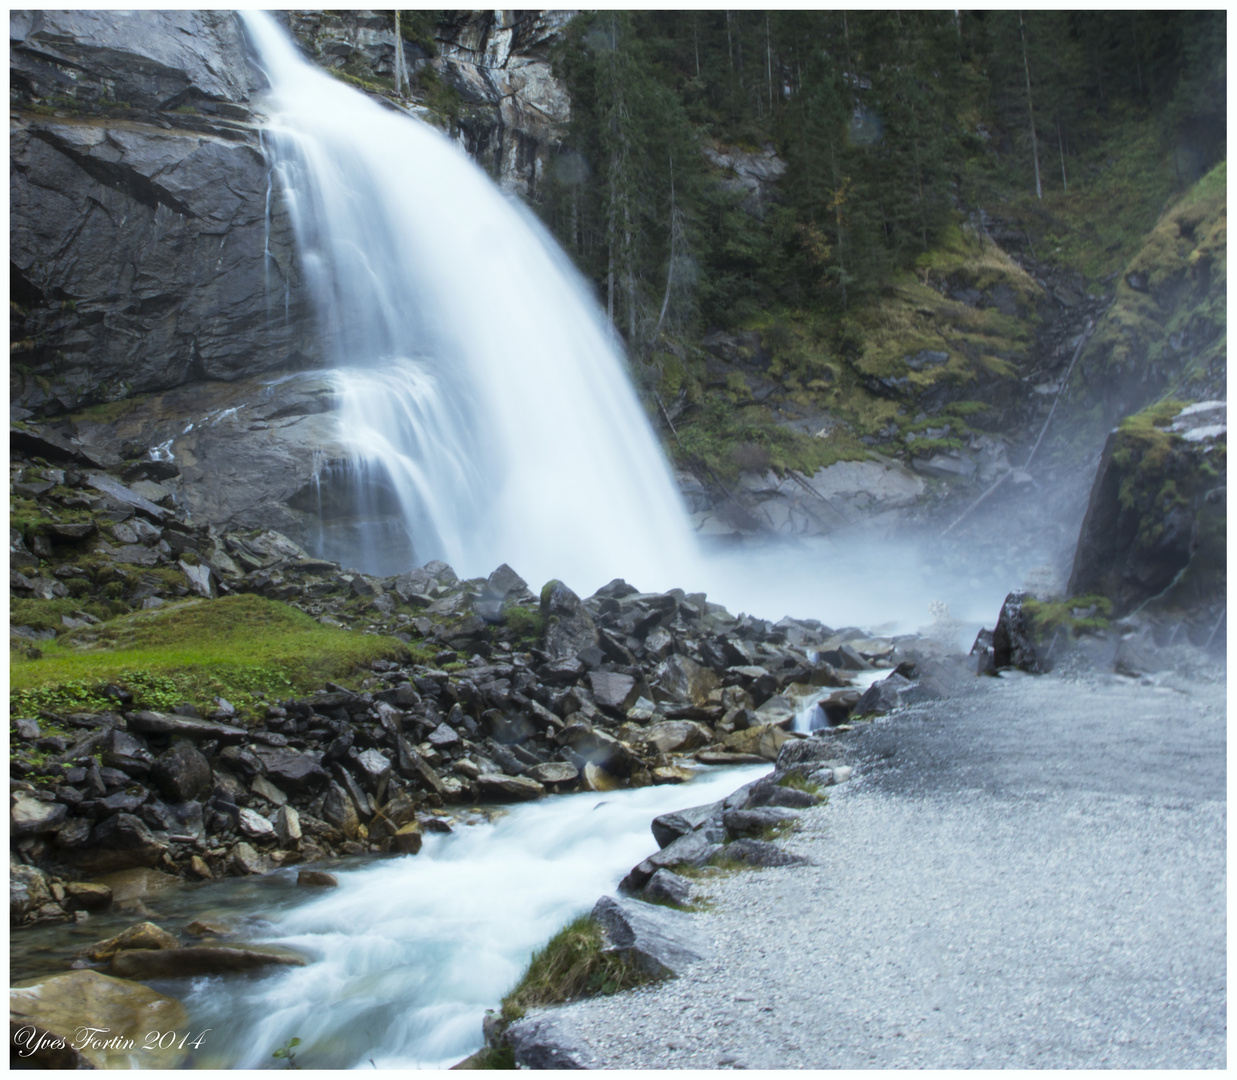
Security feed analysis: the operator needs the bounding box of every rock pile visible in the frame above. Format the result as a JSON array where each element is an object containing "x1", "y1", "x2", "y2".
[{"x1": 11, "y1": 430, "x2": 912, "y2": 927}]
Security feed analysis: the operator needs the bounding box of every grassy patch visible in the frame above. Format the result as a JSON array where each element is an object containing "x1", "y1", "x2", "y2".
[
  {"x1": 1022, "y1": 595, "x2": 1113, "y2": 638},
  {"x1": 9, "y1": 594, "x2": 405, "y2": 719},
  {"x1": 776, "y1": 771, "x2": 822, "y2": 796},
  {"x1": 500, "y1": 915, "x2": 653, "y2": 1022},
  {"x1": 502, "y1": 605, "x2": 545, "y2": 644}
]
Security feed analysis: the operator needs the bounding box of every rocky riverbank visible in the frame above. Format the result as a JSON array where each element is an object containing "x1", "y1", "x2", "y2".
[
  {"x1": 11, "y1": 424, "x2": 945, "y2": 932},
  {"x1": 490, "y1": 645, "x2": 1226, "y2": 1069}
]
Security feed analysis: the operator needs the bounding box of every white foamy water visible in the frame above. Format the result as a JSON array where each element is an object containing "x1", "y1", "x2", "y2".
[
  {"x1": 241, "y1": 11, "x2": 698, "y2": 593},
  {"x1": 178, "y1": 764, "x2": 768, "y2": 1069}
]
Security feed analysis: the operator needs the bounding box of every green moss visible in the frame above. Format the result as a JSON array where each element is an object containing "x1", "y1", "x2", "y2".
[
  {"x1": 500, "y1": 915, "x2": 653, "y2": 1023},
  {"x1": 503, "y1": 605, "x2": 545, "y2": 643},
  {"x1": 1022, "y1": 595, "x2": 1113, "y2": 637},
  {"x1": 775, "y1": 771, "x2": 821, "y2": 796},
  {"x1": 9, "y1": 594, "x2": 405, "y2": 719}
]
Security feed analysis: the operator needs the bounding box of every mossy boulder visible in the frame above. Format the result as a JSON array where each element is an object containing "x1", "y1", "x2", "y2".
[{"x1": 1068, "y1": 400, "x2": 1226, "y2": 616}]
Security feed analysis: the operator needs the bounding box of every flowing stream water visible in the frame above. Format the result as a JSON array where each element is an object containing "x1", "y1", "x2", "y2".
[{"x1": 17, "y1": 765, "x2": 767, "y2": 1069}]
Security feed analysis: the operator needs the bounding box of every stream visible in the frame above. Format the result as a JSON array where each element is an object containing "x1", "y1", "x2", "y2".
[{"x1": 17, "y1": 764, "x2": 769, "y2": 1069}]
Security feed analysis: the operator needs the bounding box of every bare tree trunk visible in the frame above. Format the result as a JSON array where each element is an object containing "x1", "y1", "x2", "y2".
[
  {"x1": 693, "y1": 16, "x2": 700, "y2": 78},
  {"x1": 1019, "y1": 12, "x2": 1043, "y2": 201},
  {"x1": 1057, "y1": 121, "x2": 1068, "y2": 192},
  {"x1": 393, "y1": 11, "x2": 408, "y2": 95},
  {"x1": 766, "y1": 15, "x2": 773, "y2": 114}
]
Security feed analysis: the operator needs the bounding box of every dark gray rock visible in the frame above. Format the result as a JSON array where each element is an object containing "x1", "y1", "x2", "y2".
[
  {"x1": 11, "y1": 10, "x2": 252, "y2": 111},
  {"x1": 541, "y1": 580, "x2": 600, "y2": 661},
  {"x1": 854, "y1": 672, "x2": 914, "y2": 716},
  {"x1": 252, "y1": 747, "x2": 330, "y2": 795},
  {"x1": 11, "y1": 13, "x2": 318, "y2": 417},
  {"x1": 591, "y1": 893, "x2": 707, "y2": 978},
  {"x1": 505, "y1": 1014, "x2": 589, "y2": 1070},
  {"x1": 990, "y1": 591, "x2": 1046, "y2": 674},
  {"x1": 722, "y1": 806, "x2": 803, "y2": 837},
  {"x1": 743, "y1": 777, "x2": 822, "y2": 810},
  {"x1": 642, "y1": 868, "x2": 692, "y2": 907},
  {"x1": 111, "y1": 944, "x2": 305, "y2": 979},
  {"x1": 720, "y1": 837, "x2": 809, "y2": 868},
  {"x1": 11, "y1": 793, "x2": 68, "y2": 838},
  {"x1": 128, "y1": 711, "x2": 247, "y2": 742},
  {"x1": 651, "y1": 800, "x2": 724, "y2": 849},
  {"x1": 75, "y1": 813, "x2": 167, "y2": 873},
  {"x1": 775, "y1": 736, "x2": 846, "y2": 773}
]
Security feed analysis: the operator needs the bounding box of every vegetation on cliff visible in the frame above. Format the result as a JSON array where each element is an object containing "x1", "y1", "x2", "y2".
[{"x1": 527, "y1": 10, "x2": 1224, "y2": 476}]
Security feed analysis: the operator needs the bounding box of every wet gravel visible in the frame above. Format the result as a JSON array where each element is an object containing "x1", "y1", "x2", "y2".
[{"x1": 552, "y1": 658, "x2": 1227, "y2": 1068}]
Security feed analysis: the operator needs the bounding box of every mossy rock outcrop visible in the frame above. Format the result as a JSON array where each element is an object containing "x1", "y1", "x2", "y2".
[{"x1": 1068, "y1": 400, "x2": 1226, "y2": 617}]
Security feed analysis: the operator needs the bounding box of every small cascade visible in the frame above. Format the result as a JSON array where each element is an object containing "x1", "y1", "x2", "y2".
[{"x1": 240, "y1": 12, "x2": 699, "y2": 593}]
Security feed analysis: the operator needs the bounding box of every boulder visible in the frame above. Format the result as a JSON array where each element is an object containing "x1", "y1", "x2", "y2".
[
  {"x1": 775, "y1": 736, "x2": 846, "y2": 773},
  {"x1": 854, "y1": 672, "x2": 914, "y2": 716},
  {"x1": 9, "y1": 970, "x2": 189, "y2": 1069},
  {"x1": 591, "y1": 894, "x2": 707, "y2": 977},
  {"x1": 91, "y1": 867, "x2": 179, "y2": 904},
  {"x1": 84, "y1": 921, "x2": 179, "y2": 963},
  {"x1": 11, "y1": 792, "x2": 67, "y2": 838},
  {"x1": 128, "y1": 711, "x2": 247, "y2": 742},
  {"x1": 722, "y1": 806, "x2": 803, "y2": 837},
  {"x1": 743, "y1": 778, "x2": 822, "y2": 810},
  {"x1": 475, "y1": 774, "x2": 545, "y2": 801},
  {"x1": 237, "y1": 807, "x2": 277, "y2": 842},
  {"x1": 587, "y1": 670, "x2": 640, "y2": 713},
  {"x1": 229, "y1": 841, "x2": 268, "y2": 875},
  {"x1": 252, "y1": 746, "x2": 330, "y2": 795},
  {"x1": 642, "y1": 720, "x2": 711, "y2": 755},
  {"x1": 651, "y1": 801, "x2": 724, "y2": 848},
  {"x1": 988, "y1": 591, "x2": 1046, "y2": 674},
  {"x1": 650, "y1": 655, "x2": 719, "y2": 707},
  {"x1": 74, "y1": 813, "x2": 167, "y2": 873},
  {"x1": 526, "y1": 761, "x2": 579, "y2": 786},
  {"x1": 581, "y1": 762, "x2": 622, "y2": 792},
  {"x1": 64, "y1": 881, "x2": 113, "y2": 911},
  {"x1": 322, "y1": 782, "x2": 360, "y2": 840},
  {"x1": 297, "y1": 869, "x2": 339, "y2": 888},
  {"x1": 642, "y1": 869, "x2": 692, "y2": 907},
  {"x1": 274, "y1": 804, "x2": 302, "y2": 848},
  {"x1": 392, "y1": 822, "x2": 423, "y2": 854},
  {"x1": 505, "y1": 1013, "x2": 590, "y2": 1070},
  {"x1": 10, "y1": 861, "x2": 54, "y2": 925},
  {"x1": 722, "y1": 723, "x2": 796, "y2": 761},
  {"x1": 110, "y1": 944, "x2": 306, "y2": 979},
  {"x1": 540, "y1": 580, "x2": 599, "y2": 660},
  {"x1": 353, "y1": 749, "x2": 393, "y2": 801},
  {"x1": 151, "y1": 740, "x2": 213, "y2": 802},
  {"x1": 720, "y1": 837, "x2": 809, "y2": 868}
]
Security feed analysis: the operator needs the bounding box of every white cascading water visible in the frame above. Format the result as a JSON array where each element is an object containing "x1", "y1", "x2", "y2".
[{"x1": 240, "y1": 11, "x2": 698, "y2": 592}]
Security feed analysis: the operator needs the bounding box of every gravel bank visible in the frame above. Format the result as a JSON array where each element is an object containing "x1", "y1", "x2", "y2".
[{"x1": 551, "y1": 659, "x2": 1227, "y2": 1068}]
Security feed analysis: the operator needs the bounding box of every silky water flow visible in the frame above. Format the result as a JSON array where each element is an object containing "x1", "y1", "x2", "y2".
[{"x1": 241, "y1": 11, "x2": 698, "y2": 593}]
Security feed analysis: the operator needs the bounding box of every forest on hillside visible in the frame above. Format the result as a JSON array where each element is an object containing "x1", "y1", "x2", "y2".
[{"x1": 531, "y1": 10, "x2": 1225, "y2": 347}]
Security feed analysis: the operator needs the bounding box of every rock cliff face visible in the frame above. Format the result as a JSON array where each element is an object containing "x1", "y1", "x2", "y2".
[
  {"x1": 10, "y1": 10, "x2": 317, "y2": 417},
  {"x1": 9, "y1": 9, "x2": 573, "y2": 424}
]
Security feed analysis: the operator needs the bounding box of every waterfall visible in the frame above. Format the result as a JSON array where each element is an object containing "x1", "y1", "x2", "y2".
[{"x1": 240, "y1": 12, "x2": 698, "y2": 593}]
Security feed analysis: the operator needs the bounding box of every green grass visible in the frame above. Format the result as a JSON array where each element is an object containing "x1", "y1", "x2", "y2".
[
  {"x1": 10, "y1": 594, "x2": 406, "y2": 719},
  {"x1": 776, "y1": 771, "x2": 822, "y2": 796},
  {"x1": 500, "y1": 916, "x2": 653, "y2": 1023},
  {"x1": 1022, "y1": 595, "x2": 1113, "y2": 638}
]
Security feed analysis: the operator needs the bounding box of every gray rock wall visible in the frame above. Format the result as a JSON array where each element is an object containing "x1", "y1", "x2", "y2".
[{"x1": 10, "y1": 10, "x2": 318, "y2": 417}]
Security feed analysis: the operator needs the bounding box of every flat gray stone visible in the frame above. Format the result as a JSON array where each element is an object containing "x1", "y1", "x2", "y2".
[{"x1": 591, "y1": 894, "x2": 707, "y2": 978}]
